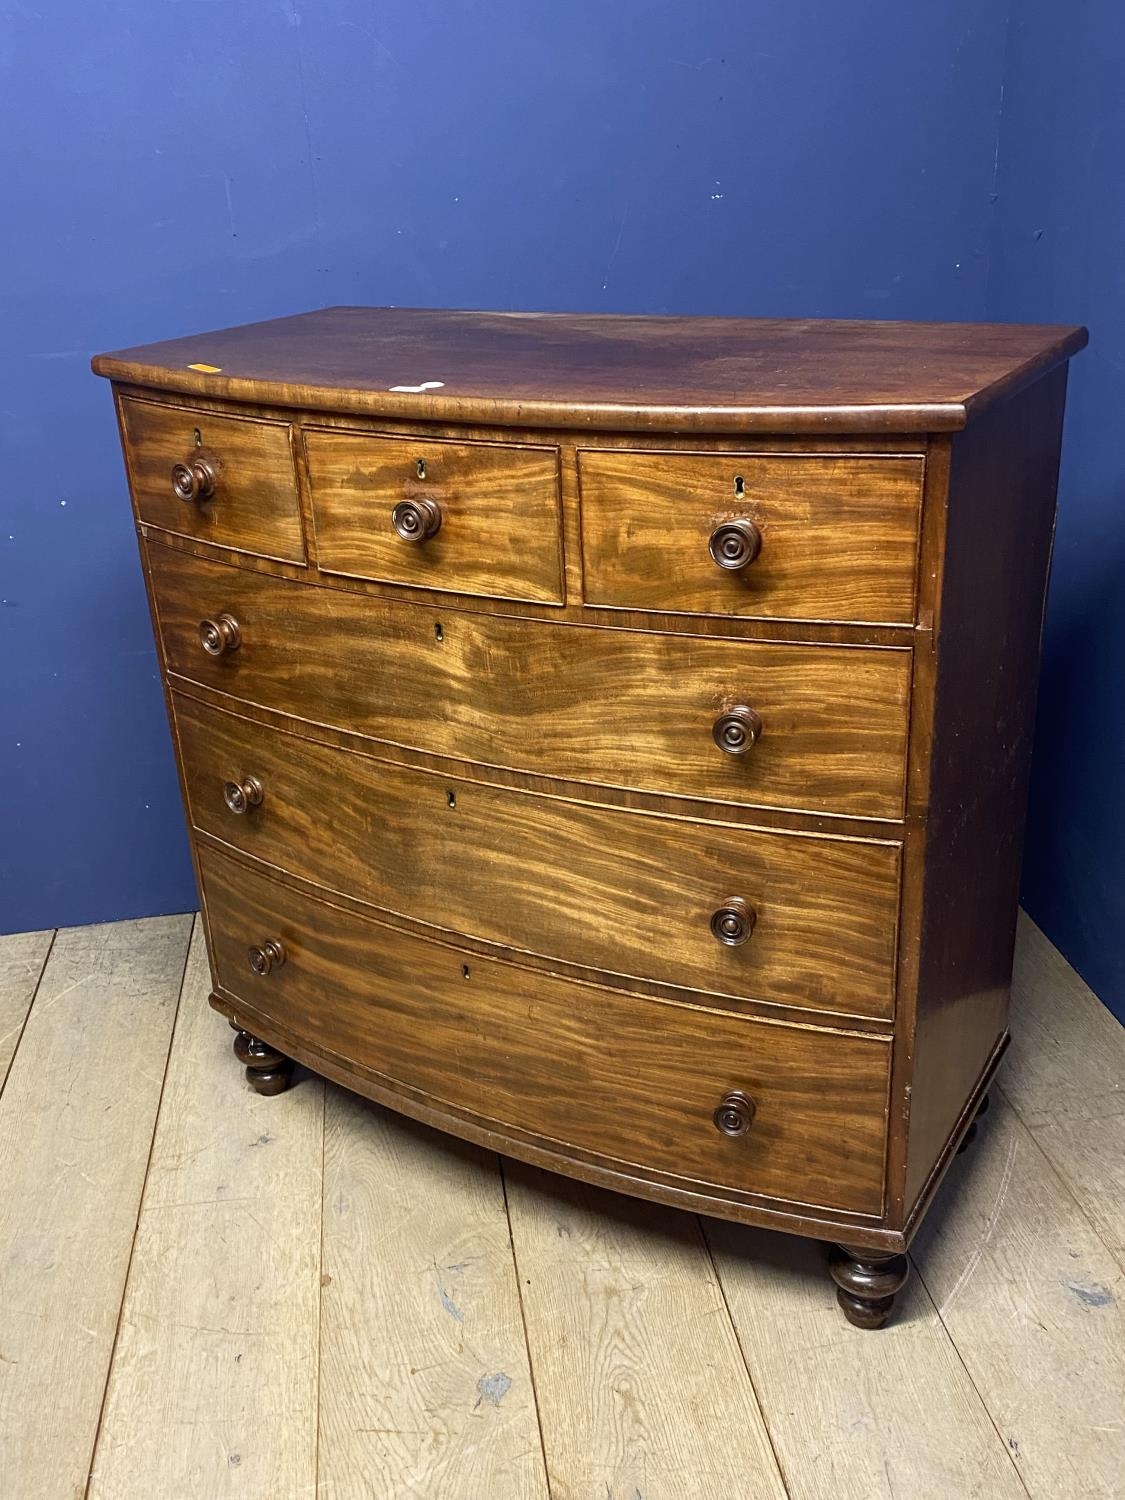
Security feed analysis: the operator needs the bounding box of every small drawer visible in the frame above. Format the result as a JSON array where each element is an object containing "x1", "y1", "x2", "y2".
[
  {"x1": 119, "y1": 397, "x2": 305, "y2": 563},
  {"x1": 303, "y1": 428, "x2": 564, "y2": 604},
  {"x1": 148, "y1": 547, "x2": 912, "y2": 820},
  {"x1": 579, "y1": 449, "x2": 924, "y2": 624},
  {"x1": 201, "y1": 847, "x2": 890, "y2": 1215},
  {"x1": 176, "y1": 694, "x2": 901, "y2": 1019}
]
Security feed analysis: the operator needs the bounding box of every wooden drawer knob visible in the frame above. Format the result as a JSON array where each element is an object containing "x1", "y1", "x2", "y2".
[
  {"x1": 712, "y1": 705, "x2": 762, "y2": 755},
  {"x1": 171, "y1": 454, "x2": 218, "y2": 503},
  {"x1": 713, "y1": 1090, "x2": 756, "y2": 1137},
  {"x1": 198, "y1": 613, "x2": 241, "y2": 656},
  {"x1": 223, "y1": 776, "x2": 263, "y2": 814},
  {"x1": 247, "y1": 938, "x2": 286, "y2": 976},
  {"x1": 710, "y1": 897, "x2": 756, "y2": 947},
  {"x1": 391, "y1": 497, "x2": 442, "y2": 543},
  {"x1": 709, "y1": 518, "x2": 761, "y2": 571}
]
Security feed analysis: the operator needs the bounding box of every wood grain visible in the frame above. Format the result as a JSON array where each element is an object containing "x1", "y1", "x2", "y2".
[
  {"x1": 119, "y1": 394, "x2": 305, "y2": 563},
  {"x1": 579, "y1": 448, "x2": 923, "y2": 624},
  {"x1": 201, "y1": 846, "x2": 891, "y2": 1217},
  {"x1": 96, "y1": 311, "x2": 1084, "y2": 1288},
  {"x1": 504, "y1": 1165, "x2": 788, "y2": 1500},
  {"x1": 176, "y1": 693, "x2": 901, "y2": 1019},
  {"x1": 0, "y1": 928, "x2": 52, "y2": 1092},
  {"x1": 1005, "y1": 912, "x2": 1125, "y2": 1272},
  {"x1": 149, "y1": 543, "x2": 913, "y2": 820},
  {"x1": 318, "y1": 1086, "x2": 548, "y2": 1499},
  {"x1": 0, "y1": 915, "x2": 190, "y2": 1500},
  {"x1": 90, "y1": 918, "x2": 322, "y2": 1500},
  {"x1": 93, "y1": 306, "x2": 1087, "y2": 434},
  {"x1": 912, "y1": 1090, "x2": 1125, "y2": 1500},
  {"x1": 304, "y1": 426, "x2": 564, "y2": 604},
  {"x1": 706, "y1": 1223, "x2": 1028, "y2": 1499}
]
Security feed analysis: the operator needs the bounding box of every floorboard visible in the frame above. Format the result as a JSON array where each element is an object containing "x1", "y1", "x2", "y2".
[
  {"x1": 912, "y1": 1090, "x2": 1125, "y2": 1500},
  {"x1": 706, "y1": 1224, "x2": 1030, "y2": 1499},
  {"x1": 1005, "y1": 913, "x2": 1125, "y2": 1272},
  {"x1": 317, "y1": 1088, "x2": 549, "y2": 1499},
  {"x1": 1, "y1": 909, "x2": 1122, "y2": 1498},
  {"x1": 0, "y1": 927, "x2": 53, "y2": 1092},
  {"x1": 504, "y1": 1164, "x2": 788, "y2": 1500},
  {"x1": 88, "y1": 920, "x2": 324, "y2": 1500},
  {"x1": 0, "y1": 915, "x2": 190, "y2": 1500}
]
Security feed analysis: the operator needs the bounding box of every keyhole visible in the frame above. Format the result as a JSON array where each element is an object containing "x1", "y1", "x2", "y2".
[
  {"x1": 446, "y1": 789, "x2": 456, "y2": 809},
  {"x1": 734, "y1": 474, "x2": 745, "y2": 497},
  {"x1": 434, "y1": 622, "x2": 444, "y2": 642},
  {"x1": 194, "y1": 428, "x2": 203, "y2": 448},
  {"x1": 461, "y1": 963, "x2": 471, "y2": 980},
  {"x1": 416, "y1": 458, "x2": 426, "y2": 479}
]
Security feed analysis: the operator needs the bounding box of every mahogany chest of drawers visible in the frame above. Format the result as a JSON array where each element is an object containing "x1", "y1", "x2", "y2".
[{"x1": 93, "y1": 308, "x2": 1086, "y2": 1327}]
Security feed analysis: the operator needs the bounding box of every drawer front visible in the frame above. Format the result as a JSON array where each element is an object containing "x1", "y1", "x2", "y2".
[
  {"x1": 177, "y1": 695, "x2": 900, "y2": 1018},
  {"x1": 120, "y1": 397, "x2": 305, "y2": 563},
  {"x1": 149, "y1": 547, "x2": 911, "y2": 820},
  {"x1": 303, "y1": 428, "x2": 564, "y2": 603},
  {"x1": 201, "y1": 848, "x2": 889, "y2": 1214},
  {"x1": 579, "y1": 450, "x2": 923, "y2": 624}
]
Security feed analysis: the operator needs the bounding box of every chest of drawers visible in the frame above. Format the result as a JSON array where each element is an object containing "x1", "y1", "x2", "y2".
[{"x1": 94, "y1": 308, "x2": 1086, "y2": 1327}]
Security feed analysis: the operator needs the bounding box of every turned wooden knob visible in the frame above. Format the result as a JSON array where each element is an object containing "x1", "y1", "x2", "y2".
[
  {"x1": 709, "y1": 518, "x2": 761, "y2": 570},
  {"x1": 171, "y1": 453, "x2": 218, "y2": 503},
  {"x1": 712, "y1": 705, "x2": 763, "y2": 755},
  {"x1": 247, "y1": 938, "x2": 286, "y2": 976},
  {"x1": 713, "y1": 1090, "x2": 756, "y2": 1137},
  {"x1": 198, "y1": 613, "x2": 241, "y2": 656},
  {"x1": 223, "y1": 775, "x2": 263, "y2": 814},
  {"x1": 391, "y1": 496, "x2": 442, "y2": 542},
  {"x1": 710, "y1": 897, "x2": 757, "y2": 947}
]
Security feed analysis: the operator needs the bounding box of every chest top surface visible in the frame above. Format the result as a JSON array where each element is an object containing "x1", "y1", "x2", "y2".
[{"x1": 92, "y1": 306, "x2": 1087, "y2": 435}]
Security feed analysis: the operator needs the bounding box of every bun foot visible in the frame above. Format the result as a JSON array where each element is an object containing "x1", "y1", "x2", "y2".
[
  {"x1": 829, "y1": 1244, "x2": 909, "y2": 1329},
  {"x1": 232, "y1": 1028, "x2": 295, "y2": 1096},
  {"x1": 958, "y1": 1091, "x2": 991, "y2": 1154}
]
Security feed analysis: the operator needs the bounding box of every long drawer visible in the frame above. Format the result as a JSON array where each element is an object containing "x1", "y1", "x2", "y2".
[
  {"x1": 176, "y1": 693, "x2": 900, "y2": 1019},
  {"x1": 201, "y1": 846, "x2": 890, "y2": 1215},
  {"x1": 148, "y1": 545, "x2": 912, "y2": 819}
]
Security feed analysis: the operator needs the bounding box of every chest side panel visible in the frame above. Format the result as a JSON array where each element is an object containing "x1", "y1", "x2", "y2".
[{"x1": 902, "y1": 367, "x2": 1069, "y2": 1219}]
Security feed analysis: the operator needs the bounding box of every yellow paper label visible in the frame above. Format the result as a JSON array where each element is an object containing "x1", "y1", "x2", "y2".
[{"x1": 187, "y1": 362, "x2": 222, "y2": 373}]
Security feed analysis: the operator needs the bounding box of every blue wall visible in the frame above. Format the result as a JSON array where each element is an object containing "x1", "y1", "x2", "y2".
[
  {"x1": 7, "y1": 3, "x2": 1120, "y2": 1023},
  {"x1": 989, "y1": 0, "x2": 1125, "y2": 1021},
  {"x1": 0, "y1": 0, "x2": 1011, "y2": 935},
  {"x1": 7, "y1": 4, "x2": 1113, "y2": 1012}
]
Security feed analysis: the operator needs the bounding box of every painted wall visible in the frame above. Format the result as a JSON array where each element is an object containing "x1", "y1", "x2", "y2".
[
  {"x1": 989, "y1": 1, "x2": 1125, "y2": 1020},
  {"x1": 0, "y1": 0, "x2": 1015, "y2": 933}
]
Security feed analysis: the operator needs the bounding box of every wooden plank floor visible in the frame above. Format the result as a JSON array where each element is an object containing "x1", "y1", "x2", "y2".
[{"x1": 1, "y1": 912, "x2": 1123, "y2": 1499}]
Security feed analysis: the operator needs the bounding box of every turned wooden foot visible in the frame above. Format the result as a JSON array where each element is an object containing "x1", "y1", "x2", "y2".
[
  {"x1": 829, "y1": 1244, "x2": 910, "y2": 1329},
  {"x1": 232, "y1": 1028, "x2": 294, "y2": 1096},
  {"x1": 957, "y1": 1090, "x2": 991, "y2": 1154}
]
